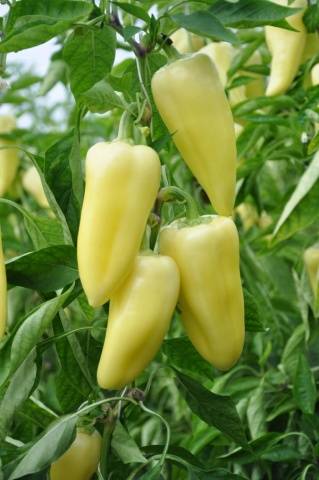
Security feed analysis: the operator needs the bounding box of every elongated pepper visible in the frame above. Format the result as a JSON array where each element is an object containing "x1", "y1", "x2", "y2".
[
  {"x1": 77, "y1": 141, "x2": 161, "y2": 307},
  {"x1": 265, "y1": 0, "x2": 307, "y2": 96},
  {"x1": 304, "y1": 246, "x2": 319, "y2": 298},
  {"x1": 160, "y1": 216, "x2": 245, "y2": 370},
  {"x1": 97, "y1": 254, "x2": 180, "y2": 389},
  {"x1": 170, "y1": 28, "x2": 204, "y2": 54},
  {"x1": 151, "y1": 54, "x2": 237, "y2": 216},
  {"x1": 0, "y1": 115, "x2": 19, "y2": 197}
]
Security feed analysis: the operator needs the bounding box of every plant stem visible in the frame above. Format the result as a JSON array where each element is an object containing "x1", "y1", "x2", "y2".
[
  {"x1": 100, "y1": 411, "x2": 116, "y2": 477},
  {"x1": 158, "y1": 186, "x2": 199, "y2": 220}
]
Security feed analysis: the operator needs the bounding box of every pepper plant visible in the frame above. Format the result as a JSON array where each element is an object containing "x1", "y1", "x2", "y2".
[{"x1": 0, "y1": 0, "x2": 319, "y2": 479}]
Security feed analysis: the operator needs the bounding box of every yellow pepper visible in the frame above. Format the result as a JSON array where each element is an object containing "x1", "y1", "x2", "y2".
[
  {"x1": 97, "y1": 253, "x2": 180, "y2": 390},
  {"x1": 236, "y1": 203, "x2": 259, "y2": 231},
  {"x1": 151, "y1": 54, "x2": 237, "y2": 216},
  {"x1": 22, "y1": 166, "x2": 49, "y2": 208},
  {"x1": 77, "y1": 141, "x2": 161, "y2": 308},
  {"x1": 304, "y1": 246, "x2": 319, "y2": 298},
  {"x1": 170, "y1": 28, "x2": 204, "y2": 54},
  {"x1": 265, "y1": 0, "x2": 307, "y2": 96},
  {"x1": 245, "y1": 50, "x2": 264, "y2": 98},
  {"x1": 311, "y1": 64, "x2": 319, "y2": 86},
  {"x1": 199, "y1": 42, "x2": 247, "y2": 106},
  {"x1": 0, "y1": 115, "x2": 19, "y2": 197},
  {"x1": 0, "y1": 230, "x2": 6, "y2": 339},
  {"x1": 159, "y1": 216, "x2": 244, "y2": 371},
  {"x1": 50, "y1": 429, "x2": 101, "y2": 480}
]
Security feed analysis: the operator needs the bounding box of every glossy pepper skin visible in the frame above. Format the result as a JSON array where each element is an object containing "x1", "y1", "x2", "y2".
[
  {"x1": 151, "y1": 54, "x2": 236, "y2": 216},
  {"x1": 304, "y1": 247, "x2": 319, "y2": 298},
  {"x1": 265, "y1": 0, "x2": 307, "y2": 96},
  {"x1": 170, "y1": 28, "x2": 204, "y2": 54},
  {"x1": 0, "y1": 115, "x2": 19, "y2": 197},
  {"x1": 50, "y1": 430, "x2": 101, "y2": 480},
  {"x1": 77, "y1": 141, "x2": 161, "y2": 308},
  {"x1": 22, "y1": 166, "x2": 49, "y2": 208},
  {"x1": 97, "y1": 254, "x2": 180, "y2": 390},
  {"x1": 160, "y1": 216, "x2": 244, "y2": 371},
  {"x1": 0, "y1": 230, "x2": 6, "y2": 339},
  {"x1": 311, "y1": 64, "x2": 319, "y2": 86}
]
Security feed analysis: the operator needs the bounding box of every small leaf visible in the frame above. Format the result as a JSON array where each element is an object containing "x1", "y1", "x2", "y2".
[
  {"x1": 8, "y1": 415, "x2": 77, "y2": 479},
  {"x1": 113, "y1": 2, "x2": 150, "y2": 23},
  {"x1": 175, "y1": 370, "x2": 247, "y2": 446},
  {"x1": 172, "y1": 11, "x2": 237, "y2": 44},
  {"x1": 274, "y1": 151, "x2": 319, "y2": 236},
  {"x1": 243, "y1": 289, "x2": 265, "y2": 332},
  {"x1": 80, "y1": 79, "x2": 125, "y2": 113},
  {"x1": 112, "y1": 422, "x2": 147, "y2": 464},
  {"x1": 293, "y1": 353, "x2": 316, "y2": 415}
]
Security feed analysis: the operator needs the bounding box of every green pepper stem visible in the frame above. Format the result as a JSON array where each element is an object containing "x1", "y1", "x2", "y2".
[
  {"x1": 158, "y1": 186, "x2": 199, "y2": 220},
  {"x1": 116, "y1": 110, "x2": 132, "y2": 141},
  {"x1": 100, "y1": 411, "x2": 116, "y2": 477}
]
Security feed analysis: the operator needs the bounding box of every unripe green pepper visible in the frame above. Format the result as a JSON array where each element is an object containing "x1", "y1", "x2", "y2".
[
  {"x1": 159, "y1": 215, "x2": 244, "y2": 370},
  {"x1": 170, "y1": 28, "x2": 204, "y2": 54},
  {"x1": 77, "y1": 141, "x2": 161, "y2": 307},
  {"x1": 151, "y1": 54, "x2": 237, "y2": 216},
  {"x1": 304, "y1": 246, "x2": 319, "y2": 298},
  {"x1": 0, "y1": 230, "x2": 6, "y2": 339},
  {"x1": 265, "y1": 0, "x2": 307, "y2": 96},
  {"x1": 0, "y1": 115, "x2": 19, "y2": 197},
  {"x1": 50, "y1": 429, "x2": 101, "y2": 480},
  {"x1": 97, "y1": 253, "x2": 180, "y2": 389}
]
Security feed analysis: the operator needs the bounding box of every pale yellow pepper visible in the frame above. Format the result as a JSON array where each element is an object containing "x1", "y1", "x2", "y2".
[
  {"x1": 22, "y1": 165, "x2": 49, "y2": 208},
  {"x1": 97, "y1": 254, "x2": 180, "y2": 389},
  {"x1": 152, "y1": 54, "x2": 237, "y2": 216},
  {"x1": 304, "y1": 246, "x2": 319, "y2": 298},
  {"x1": 0, "y1": 115, "x2": 19, "y2": 197},
  {"x1": 311, "y1": 64, "x2": 319, "y2": 86},
  {"x1": 50, "y1": 430, "x2": 101, "y2": 480},
  {"x1": 77, "y1": 141, "x2": 161, "y2": 307},
  {"x1": 160, "y1": 216, "x2": 245, "y2": 371},
  {"x1": 265, "y1": 0, "x2": 307, "y2": 96},
  {"x1": 170, "y1": 28, "x2": 204, "y2": 54},
  {"x1": 0, "y1": 230, "x2": 6, "y2": 339}
]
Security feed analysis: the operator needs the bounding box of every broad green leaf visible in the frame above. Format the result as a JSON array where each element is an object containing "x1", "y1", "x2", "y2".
[
  {"x1": 5, "y1": 245, "x2": 78, "y2": 292},
  {"x1": 9, "y1": 286, "x2": 74, "y2": 377},
  {"x1": 243, "y1": 289, "x2": 265, "y2": 332},
  {"x1": 210, "y1": 0, "x2": 300, "y2": 29},
  {"x1": 175, "y1": 371, "x2": 247, "y2": 447},
  {"x1": 0, "y1": 0, "x2": 92, "y2": 52},
  {"x1": 246, "y1": 385, "x2": 266, "y2": 440},
  {"x1": 172, "y1": 11, "x2": 237, "y2": 44},
  {"x1": 8, "y1": 415, "x2": 77, "y2": 479},
  {"x1": 113, "y1": 2, "x2": 150, "y2": 23},
  {"x1": 63, "y1": 25, "x2": 116, "y2": 99}
]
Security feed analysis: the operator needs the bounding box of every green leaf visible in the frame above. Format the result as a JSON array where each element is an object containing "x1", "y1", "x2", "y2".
[
  {"x1": 293, "y1": 353, "x2": 316, "y2": 415},
  {"x1": 9, "y1": 285, "x2": 74, "y2": 377},
  {"x1": 303, "y1": 4, "x2": 319, "y2": 33},
  {"x1": 274, "y1": 151, "x2": 319, "y2": 236},
  {"x1": 0, "y1": 0, "x2": 92, "y2": 53},
  {"x1": 243, "y1": 288, "x2": 265, "y2": 332},
  {"x1": 163, "y1": 337, "x2": 213, "y2": 381},
  {"x1": 80, "y1": 79, "x2": 125, "y2": 113},
  {"x1": 8, "y1": 415, "x2": 77, "y2": 479},
  {"x1": 5, "y1": 245, "x2": 78, "y2": 293},
  {"x1": 63, "y1": 25, "x2": 116, "y2": 98},
  {"x1": 38, "y1": 60, "x2": 67, "y2": 96},
  {"x1": 172, "y1": 11, "x2": 237, "y2": 44},
  {"x1": 246, "y1": 385, "x2": 266, "y2": 439},
  {"x1": 210, "y1": 0, "x2": 300, "y2": 29},
  {"x1": 175, "y1": 371, "x2": 247, "y2": 447},
  {"x1": 113, "y1": 2, "x2": 150, "y2": 23},
  {"x1": 112, "y1": 422, "x2": 147, "y2": 464},
  {"x1": 0, "y1": 351, "x2": 37, "y2": 441}
]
